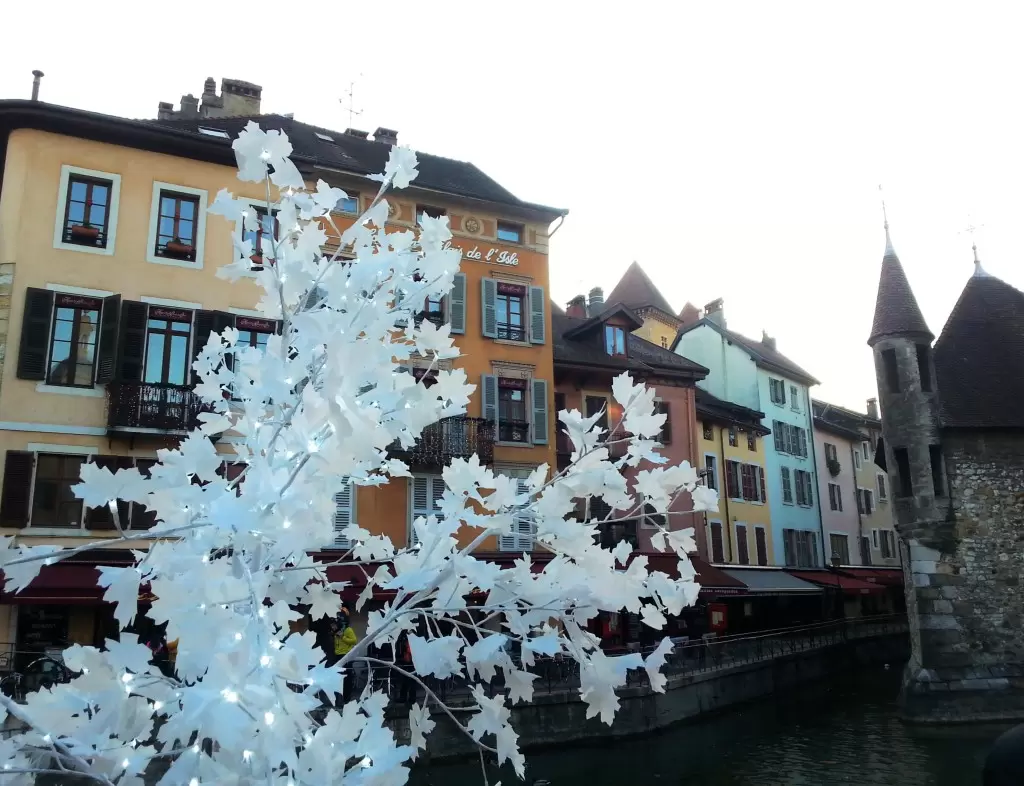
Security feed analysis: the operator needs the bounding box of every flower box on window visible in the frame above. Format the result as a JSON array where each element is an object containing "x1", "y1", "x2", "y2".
[
  {"x1": 827, "y1": 458, "x2": 841, "y2": 477},
  {"x1": 163, "y1": 239, "x2": 196, "y2": 260},
  {"x1": 70, "y1": 224, "x2": 100, "y2": 242}
]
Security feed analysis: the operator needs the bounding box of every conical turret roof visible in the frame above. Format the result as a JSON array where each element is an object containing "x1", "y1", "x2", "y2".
[{"x1": 867, "y1": 227, "x2": 932, "y2": 345}]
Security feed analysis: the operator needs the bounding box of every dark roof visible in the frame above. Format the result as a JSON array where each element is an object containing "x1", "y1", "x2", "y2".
[
  {"x1": 934, "y1": 271, "x2": 1024, "y2": 428},
  {"x1": 146, "y1": 113, "x2": 565, "y2": 219},
  {"x1": 695, "y1": 389, "x2": 770, "y2": 435},
  {"x1": 605, "y1": 261, "x2": 678, "y2": 320},
  {"x1": 868, "y1": 244, "x2": 933, "y2": 345},
  {"x1": 552, "y1": 312, "x2": 707, "y2": 381},
  {"x1": 812, "y1": 399, "x2": 879, "y2": 437},
  {"x1": 0, "y1": 100, "x2": 565, "y2": 220},
  {"x1": 674, "y1": 319, "x2": 820, "y2": 386},
  {"x1": 812, "y1": 416, "x2": 864, "y2": 443},
  {"x1": 563, "y1": 302, "x2": 642, "y2": 339}
]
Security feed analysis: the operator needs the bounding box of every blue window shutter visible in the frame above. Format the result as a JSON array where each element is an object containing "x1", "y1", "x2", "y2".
[
  {"x1": 773, "y1": 421, "x2": 783, "y2": 452},
  {"x1": 481, "y1": 278, "x2": 497, "y2": 338},
  {"x1": 529, "y1": 285, "x2": 546, "y2": 345},
  {"x1": 449, "y1": 273, "x2": 466, "y2": 334},
  {"x1": 481, "y1": 374, "x2": 499, "y2": 429},
  {"x1": 531, "y1": 378, "x2": 549, "y2": 445}
]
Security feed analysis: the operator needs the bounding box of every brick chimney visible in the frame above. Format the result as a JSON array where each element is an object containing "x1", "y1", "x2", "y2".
[
  {"x1": 761, "y1": 329, "x2": 776, "y2": 350},
  {"x1": 704, "y1": 298, "x2": 725, "y2": 327},
  {"x1": 866, "y1": 397, "x2": 879, "y2": 420},
  {"x1": 180, "y1": 94, "x2": 199, "y2": 115},
  {"x1": 374, "y1": 127, "x2": 399, "y2": 146},
  {"x1": 566, "y1": 295, "x2": 587, "y2": 319},
  {"x1": 588, "y1": 287, "x2": 604, "y2": 315},
  {"x1": 219, "y1": 78, "x2": 262, "y2": 116}
]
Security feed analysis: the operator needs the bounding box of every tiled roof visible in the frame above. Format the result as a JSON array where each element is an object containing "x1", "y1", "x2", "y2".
[
  {"x1": 812, "y1": 399, "x2": 878, "y2": 438},
  {"x1": 868, "y1": 246, "x2": 933, "y2": 345},
  {"x1": 145, "y1": 113, "x2": 566, "y2": 218},
  {"x1": 552, "y1": 313, "x2": 707, "y2": 380},
  {"x1": 676, "y1": 320, "x2": 819, "y2": 386},
  {"x1": 605, "y1": 261, "x2": 677, "y2": 319},
  {"x1": 934, "y1": 271, "x2": 1024, "y2": 428},
  {"x1": 695, "y1": 388, "x2": 770, "y2": 434}
]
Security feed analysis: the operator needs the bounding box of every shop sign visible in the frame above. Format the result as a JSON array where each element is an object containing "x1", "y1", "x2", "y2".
[{"x1": 442, "y1": 240, "x2": 519, "y2": 267}]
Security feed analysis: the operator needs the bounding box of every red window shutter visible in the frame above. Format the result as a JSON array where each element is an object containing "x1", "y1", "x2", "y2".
[
  {"x1": 758, "y1": 467, "x2": 767, "y2": 503},
  {"x1": 725, "y1": 462, "x2": 738, "y2": 498},
  {"x1": 0, "y1": 451, "x2": 35, "y2": 527}
]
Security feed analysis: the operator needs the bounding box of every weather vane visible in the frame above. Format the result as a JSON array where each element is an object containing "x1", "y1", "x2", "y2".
[
  {"x1": 339, "y1": 76, "x2": 364, "y2": 128},
  {"x1": 961, "y1": 215, "x2": 985, "y2": 262},
  {"x1": 878, "y1": 184, "x2": 888, "y2": 228}
]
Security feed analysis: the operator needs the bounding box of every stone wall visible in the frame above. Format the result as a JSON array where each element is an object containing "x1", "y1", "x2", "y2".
[{"x1": 901, "y1": 429, "x2": 1024, "y2": 722}]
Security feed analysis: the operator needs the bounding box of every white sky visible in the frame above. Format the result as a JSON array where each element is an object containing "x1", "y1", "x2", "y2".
[{"x1": 3, "y1": 1, "x2": 1023, "y2": 412}]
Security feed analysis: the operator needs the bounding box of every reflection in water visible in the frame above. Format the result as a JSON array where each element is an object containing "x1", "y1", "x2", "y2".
[{"x1": 412, "y1": 667, "x2": 1004, "y2": 785}]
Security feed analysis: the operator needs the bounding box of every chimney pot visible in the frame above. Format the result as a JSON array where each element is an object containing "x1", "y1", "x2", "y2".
[
  {"x1": 761, "y1": 330, "x2": 776, "y2": 351},
  {"x1": 704, "y1": 298, "x2": 725, "y2": 327},
  {"x1": 566, "y1": 295, "x2": 587, "y2": 319},
  {"x1": 373, "y1": 127, "x2": 399, "y2": 146},
  {"x1": 345, "y1": 128, "x2": 369, "y2": 139},
  {"x1": 588, "y1": 287, "x2": 605, "y2": 314},
  {"x1": 30, "y1": 70, "x2": 44, "y2": 101},
  {"x1": 866, "y1": 397, "x2": 879, "y2": 420}
]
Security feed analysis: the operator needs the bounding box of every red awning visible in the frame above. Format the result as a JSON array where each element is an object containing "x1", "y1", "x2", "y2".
[
  {"x1": 645, "y1": 554, "x2": 747, "y2": 596},
  {"x1": 787, "y1": 570, "x2": 884, "y2": 594},
  {"x1": 838, "y1": 567, "x2": 903, "y2": 587},
  {"x1": 0, "y1": 564, "x2": 104, "y2": 605}
]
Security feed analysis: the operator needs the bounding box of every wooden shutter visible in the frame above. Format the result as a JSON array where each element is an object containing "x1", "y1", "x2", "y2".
[
  {"x1": 758, "y1": 466, "x2": 766, "y2": 503},
  {"x1": 783, "y1": 529, "x2": 795, "y2": 567},
  {"x1": 531, "y1": 378, "x2": 549, "y2": 445},
  {"x1": 755, "y1": 528, "x2": 768, "y2": 566},
  {"x1": 95, "y1": 294, "x2": 121, "y2": 383},
  {"x1": 735, "y1": 524, "x2": 749, "y2": 565},
  {"x1": 130, "y1": 459, "x2": 158, "y2": 530},
  {"x1": 780, "y1": 467, "x2": 791, "y2": 503},
  {"x1": 481, "y1": 278, "x2": 497, "y2": 338},
  {"x1": 655, "y1": 401, "x2": 672, "y2": 444},
  {"x1": 17, "y1": 288, "x2": 54, "y2": 380},
  {"x1": 448, "y1": 273, "x2": 466, "y2": 335},
  {"x1": 192, "y1": 310, "x2": 235, "y2": 383},
  {"x1": 0, "y1": 451, "x2": 35, "y2": 527},
  {"x1": 84, "y1": 456, "x2": 134, "y2": 530},
  {"x1": 725, "y1": 461, "x2": 738, "y2": 498},
  {"x1": 772, "y1": 422, "x2": 783, "y2": 452},
  {"x1": 528, "y1": 285, "x2": 545, "y2": 345},
  {"x1": 779, "y1": 382, "x2": 786, "y2": 406},
  {"x1": 115, "y1": 301, "x2": 149, "y2": 382},
  {"x1": 333, "y1": 479, "x2": 354, "y2": 549},
  {"x1": 709, "y1": 522, "x2": 724, "y2": 563},
  {"x1": 798, "y1": 428, "x2": 808, "y2": 458},
  {"x1": 481, "y1": 374, "x2": 498, "y2": 427}
]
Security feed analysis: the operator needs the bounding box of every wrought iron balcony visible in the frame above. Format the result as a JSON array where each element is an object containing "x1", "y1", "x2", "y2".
[
  {"x1": 106, "y1": 382, "x2": 210, "y2": 435},
  {"x1": 389, "y1": 416, "x2": 493, "y2": 469}
]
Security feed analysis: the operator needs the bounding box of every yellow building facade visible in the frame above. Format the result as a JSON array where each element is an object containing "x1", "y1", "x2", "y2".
[{"x1": 0, "y1": 96, "x2": 564, "y2": 656}]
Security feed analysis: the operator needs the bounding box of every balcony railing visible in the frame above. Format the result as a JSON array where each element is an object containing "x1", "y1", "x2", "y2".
[
  {"x1": 107, "y1": 382, "x2": 210, "y2": 434},
  {"x1": 389, "y1": 416, "x2": 494, "y2": 468}
]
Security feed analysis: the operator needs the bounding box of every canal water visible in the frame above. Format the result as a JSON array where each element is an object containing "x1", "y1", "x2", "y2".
[{"x1": 412, "y1": 666, "x2": 1007, "y2": 785}]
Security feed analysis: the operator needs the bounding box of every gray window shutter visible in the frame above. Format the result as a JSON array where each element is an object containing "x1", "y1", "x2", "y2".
[
  {"x1": 528, "y1": 285, "x2": 545, "y2": 345},
  {"x1": 773, "y1": 422, "x2": 783, "y2": 452},
  {"x1": 798, "y1": 428, "x2": 807, "y2": 458},
  {"x1": 95, "y1": 294, "x2": 121, "y2": 383},
  {"x1": 449, "y1": 273, "x2": 466, "y2": 334},
  {"x1": 17, "y1": 288, "x2": 54, "y2": 380},
  {"x1": 333, "y1": 478, "x2": 354, "y2": 549},
  {"x1": 531, "y1": 378, "x2": 549, "y2": 445},
  {"x1": 481, "y1": 278, "x2": 497, "y2": 338},
  {"x1": 481, "y1": 374, "x2": 499, "y2": 429}
]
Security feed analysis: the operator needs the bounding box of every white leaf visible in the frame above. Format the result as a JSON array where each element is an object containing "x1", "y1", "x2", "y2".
[
  {"x1": 97, "y1": 567, "x2": 142, "y2": 628},
  {"x1": 644, "y1": 637, "x2": 675, "y2": 693},
  {"x1": 408, "y1": 702, "x2": 435, "y2": 759},
  {"x1": 408, "y1": 635, "x2": 464, "y2": 680}
]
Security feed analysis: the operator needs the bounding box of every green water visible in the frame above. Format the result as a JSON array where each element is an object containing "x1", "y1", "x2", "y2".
[{"x1": 413, "y1": 667, "x2": 1006, "y2": 785}]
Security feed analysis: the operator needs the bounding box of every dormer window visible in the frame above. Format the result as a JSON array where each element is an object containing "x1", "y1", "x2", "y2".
[{"x1": 604, "y1": 325, "x2": 626, "y2": 356}]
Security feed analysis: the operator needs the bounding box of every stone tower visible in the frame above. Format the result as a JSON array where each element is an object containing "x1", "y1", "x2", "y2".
[{"x1": 869, "y1": 226, "x2": 1024, "y2": 722}]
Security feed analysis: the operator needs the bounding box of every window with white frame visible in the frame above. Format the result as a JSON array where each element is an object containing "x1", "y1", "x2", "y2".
[
  {"x1": 333, "y1": 478, "x2": 356, "y2": 549},
  {"x1": 877, "y1": 473, "x2": 888, "y2": 502},
  {"x1": 769, "y1": 378, "x2": 786, "y2": 406},
  {"x1": 862, "y1": 441, "x2": 871, "y2": 461},
  {"x1": 146, "y1": 182, "x2": 208, "y2": 268},
  {"x1": 408, "y1": 474, "x2": 444, "y2": 547},
  {"x1": 857, "y1": 488, "x2": 874, "y2": 515},
  {"x1": 880, "y1": 529, "x2": 896, "y2": 559},
  {"x1": 780, "y1": 466, "x2": 793, "y2": 504},
  {"x1": 829, "y1": 533, "x2": 850, "y2": 565},
  {"x1": 498, "y1": 470, "x2": 533, "y2": 552},
  {"x1": 790, "y1": 385, "x2": 800, "y2": 411},
  {"x1": 854, "y1": 449, "x2": 862, "y2": 470},
  {"x1": 872, "y1": 529, "x2": 880, "y2": 549},
  {"x1": 828, "y1": 482, "x2": 843, "y2": 511},
  {"x1": 707, "y1": 520, "x2": 725, "y2": 563},
  {"x1": 824, "y1": 442, "x2": 838, "y2": 463},
  {"x1": 783, "y1": 528, "x2": 818, "y2": 568},
  {"x1": 772, "y1": 421, "x2": 808, "y2": 457},
  {"x1": 735, "y1": 523, "x2": 750, "y2": 565},
  {"x1": 54, "y1": 165, "x2": 121, "y2": 256},
  {"x1": 794, "y1": 469, "x2": 813, "y2": 507},
  {"x1": 704, "y1": 454, "x2": 719, "y2": 492}
]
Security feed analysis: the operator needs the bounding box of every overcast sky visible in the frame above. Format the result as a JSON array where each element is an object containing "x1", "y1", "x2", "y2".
[{"x1": 3, "y1": 1, "x2": 1022, "y2": 411}]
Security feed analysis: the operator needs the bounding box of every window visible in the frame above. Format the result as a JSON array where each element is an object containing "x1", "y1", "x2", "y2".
[
  {"x1": 660, "y1": 336, "x2": 669, "y2": 349},
  {"x1": 772, "y1": 421, "x2": 808, "y2": 457},
  {"x1": 854, "y1": 450, "x2": 862, "y2": 470},
  {"x1": 929, "y1": 445, "x2": 944, "y2": 496},
  {"x1": 604, "y1": 324, "x2": 626, "y2": 356},
  {"x1": 498, "y1": 378, "x2": 530, "y2": 443},
  {"x1": 872, "y1": 529, "x2": 880, "y2": 549},
  {"x1": 153, "y1": 190, "x2": 200, "y2": 262},
  {"x1": 783, "y1": 529, "x2": 819, "y2": 568},
  {"x1": 828, "y1": 483, "x2": 843, "y2": 511},
  {"x1": 198, "y1": 126, "x2": 230, "y2": 138},
  {"x1": 790, "y1": 385, "x2": 800, "y2": 411},
  {"x1": 769, "y1": 378, "x2": 786, "y2": 406},
  {"x1": 755, "y1": 527, "x2": 769, "y2": 566},
  {"x1": 235, "y1": 316, "x2": 276, "y2": 353},
  {"x1": 47, "y1": 293, "x2": 102, "y2": 387},
  {"x1": 829, "y1": 533, "x2": 850, "y2": 565},
  {"x1": 704, "y1": 454, "x2": 718, "y2": 491},
  {"x1": 857, "y1": 488, "x2": 874, "y2": 515},
  {"x1": 877, "y1": 473, "x2": 888, "y2": 502},
  {"x1": 143, "y1": 307, "x2": 193, "y2": 387},
  {"x1": 61, "y1": 173, "x2": 114, "y2": 250},
  {"x1": 882, "y1": 349, "x2": 900, "y2": 393},
  {"x1": 725, "y1": 460, "x2": 742, "y2": 500},
  {"x1": 334, "y1": 191, "x2": 359, "y2": 214},
  {"x1": 408, "y1": 474, "x2": 445, "y2": 547},
  {"x1": 315, "y1": 132, "x2": 335, "y2": 142},
  {"x1": 880, "y1": 529, "x2": 896, "y2": 559},
  {"x1": 333, "y1": 478, "x2": 355, "y2": 549},
  {"x1": 245, "y1": 207, "x2": 278, "y2": 269},
  {"x1": 728, "y1": 427, "x2": 737, "y2": 447},
  {"x1": 824, "y1": 442, "x2": 838, "y2": 463},
  {"x1": 739, "y1": 464, "x2": 766, "y2": 503},
  {"x1": 916, "y1": 344, "x2": 932, "y2": 392},
  {"x1": 702, "y1": 422, "x2": 713, "y2": 441},
  {"x1": 862, "y1": 441, "x2": 871, "y2": 461},
  {"x1": 499, "y1": 470, "x2": 533, "y2": 552},
  {"x1": 861, "y1": 536, "x2": 872, "y2": 565},
  {"x1": 708, "y1": 521, "x2": 725, "y2": 563},
  {"x1": 653, "y1": 400, "x2": 671, "y2": 444},
  {"x1": 794, "y1": 469, "x2": 813, "y2": 507},
  {"x1": 894, "y1": 447, "x2": 913, "y2": 497},
  {"x1": 735, "y1": 524, "x2": 749, "y2": 565},
  {"x1": 585, "y1": 395, "x2": 609, "y2": 433},
  {"x1": 780, "y1": 467, "x2": 793, "y2": 504},
  {"x1": 31, "y1": 453, "x2": 85, "y2": 528},
  {"x1": 495, "y1": 282, "x2": 527, "y2": 342},
  {"x1": 496, "y1": 221, "x2": 524, "y2": 244},
  {"x1": 747, "y1": 433, "x2": 756, "y2": 451},
  {"x1": 417, "y1": 204, "x2": 446, "y2": 219}
]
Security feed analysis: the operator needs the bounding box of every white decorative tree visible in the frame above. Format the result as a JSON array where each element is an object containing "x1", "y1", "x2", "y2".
[{"x1": 0, "y1": 124, "x2": 717, "y2": 785}]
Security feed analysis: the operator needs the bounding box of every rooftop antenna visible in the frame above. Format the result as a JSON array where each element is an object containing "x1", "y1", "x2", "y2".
[
  {"x1": 879, "y1": 184, "x2": 894, "y2": 256},
  {"x1": 339, "y1": 75, "x2": 364, "y2": 128}
]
